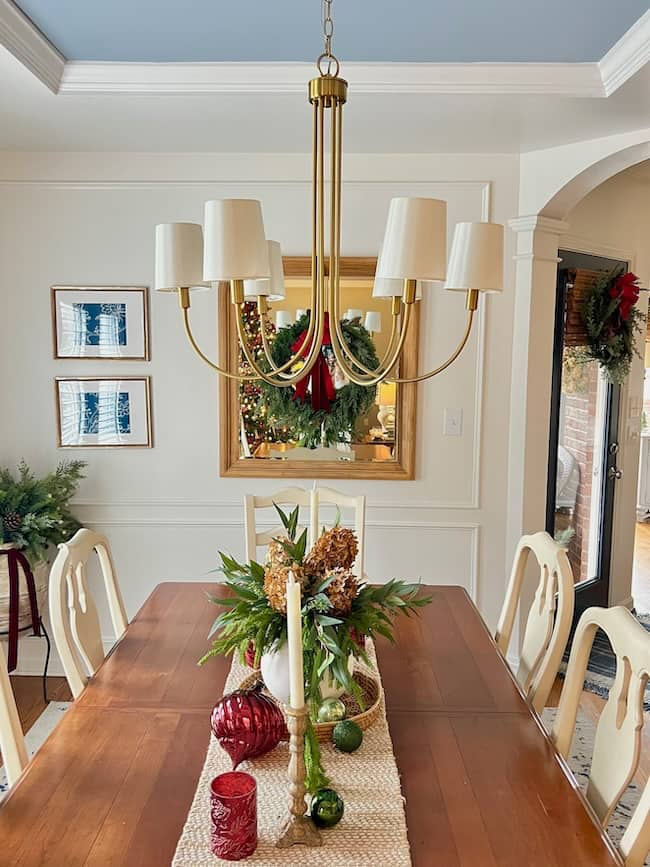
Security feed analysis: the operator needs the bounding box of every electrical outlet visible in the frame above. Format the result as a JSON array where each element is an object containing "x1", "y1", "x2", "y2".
[{"x1": 443, "y1": 408, "x2": 463, "y2": 437}]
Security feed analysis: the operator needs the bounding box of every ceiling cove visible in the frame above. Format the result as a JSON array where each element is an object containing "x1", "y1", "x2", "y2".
[{"x1": 0, "y1": 0, "x2": 648, "y2": 98}]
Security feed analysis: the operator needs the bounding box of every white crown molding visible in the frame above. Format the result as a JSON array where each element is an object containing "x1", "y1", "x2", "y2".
[
  {"x1": 0, "y1": 0, "x2": 64, "y2": 93},
  {"x1": 599, "y1": 9, "x2": 650, "y2": 96},
  {"x1": 509, "y1": 215, "x2": 570, "y2": 235},
  {"x1": 57, "y1": 60, "x2": 605, "y2": 97},
  {"x1": 3, "y1": 0, "x2": 648, "y2": 100}
]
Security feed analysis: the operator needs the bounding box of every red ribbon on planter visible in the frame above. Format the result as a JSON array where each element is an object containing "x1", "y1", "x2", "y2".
[
  {"x1": 0, "y1": 548, "x2": 41, "y2": 672},
  {"x1": 291, "y1": 312, "x2": 336, "y2": 412}
]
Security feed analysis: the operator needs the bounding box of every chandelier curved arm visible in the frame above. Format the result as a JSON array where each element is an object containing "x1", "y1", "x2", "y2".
[
  {"x1": 180, "y1": 305, "x2": 258, "y2": 382},
  {"x1": 235, "y1": 300, "x2": 326, "y2": 388},
  {"x1": 255, "y1": 301, "x2": 317, "y2": 377},
  {"x1": 391, "y1": 293, "x2": 478, "y2": 384},
  {"x1": 328, "y1": 301, "x2": 415, "y2": 387}
]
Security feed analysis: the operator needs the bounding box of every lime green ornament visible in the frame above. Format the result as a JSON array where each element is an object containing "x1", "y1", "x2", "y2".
[
  {"x1": 317, "y1": 697, "x2": 346, "y2": 723},
  {"x1": 310, "y1": 787, "x2": 344, "y2": 828},
  {"x1": 332, "y1": 719, "x2": 363, "y2": 753}
]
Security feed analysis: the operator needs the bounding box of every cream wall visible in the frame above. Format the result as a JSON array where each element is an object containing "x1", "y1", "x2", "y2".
[{"x1": 0, "y1": 151, "x2": 518, "y2": 669}]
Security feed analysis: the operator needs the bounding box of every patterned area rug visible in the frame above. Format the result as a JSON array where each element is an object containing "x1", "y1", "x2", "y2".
[
  {"x1": 541, "y1": 707, "x2": 648, "y2": 865},
  {"x1": 0, "y1": 701, "x2": 70, "y2": 800},
  {"x1": 561, "y1": 613, "x2": 650, "y2": 710}
]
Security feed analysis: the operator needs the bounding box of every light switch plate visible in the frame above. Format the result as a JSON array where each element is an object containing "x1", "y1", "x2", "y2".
[{"x1": 443, "y1": 408, "x2": 463, "y2": 437}]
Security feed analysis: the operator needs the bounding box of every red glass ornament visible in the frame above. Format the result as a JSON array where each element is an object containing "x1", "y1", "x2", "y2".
[
  {"x1": 211, "y1": 684, "x2": 288, "y2": 769},
  {"x1": 210, "y1": 771, "x2": 257, "y2": 861}
]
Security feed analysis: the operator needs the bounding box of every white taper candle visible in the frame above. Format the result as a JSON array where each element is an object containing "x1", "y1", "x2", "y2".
[{"x1": 286, "y1": 571, "x2": 305, "y2": 709}]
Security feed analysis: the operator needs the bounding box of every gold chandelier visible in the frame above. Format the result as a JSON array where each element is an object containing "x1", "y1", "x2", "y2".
[{"x1": 155, "y1": 0, "x2": 504, "y2": 387}]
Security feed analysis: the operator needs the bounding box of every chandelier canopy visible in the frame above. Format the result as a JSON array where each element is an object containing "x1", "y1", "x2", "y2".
[{"x1": 155, "y1": 0, "x2": 504, "y2": 387}]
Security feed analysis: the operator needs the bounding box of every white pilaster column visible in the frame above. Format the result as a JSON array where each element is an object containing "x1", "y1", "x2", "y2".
[{"x1": 506, "y1": 215, "x2": 570, "y2": 559}]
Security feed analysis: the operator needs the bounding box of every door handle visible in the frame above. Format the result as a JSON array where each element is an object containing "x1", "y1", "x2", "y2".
[{"x1": 608, "y1": 467, "x2": 623, "y2": 480}]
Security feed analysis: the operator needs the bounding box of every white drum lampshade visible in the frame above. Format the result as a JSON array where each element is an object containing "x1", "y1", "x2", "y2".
[
  {"x1": 364, "y1": 311, "x2": 382, "y2": 333},
  {"x1": 244, "y1": 240, "x2": 286, "y2": 301},
  {"x1": 154, "y1": 223, "x2": 208, "y2": 292},
  {"x1": 275, "y1": 310, "x2": 293, "y2": 329},
  {"x1": 203, "y1": 199, "x2": 269, "y2": 282},
  {"x1": 444, "y1": 222, "x2": 504, "y2": 293},
  {"x1": 376, "y1": 197, "x2": 447, "y2": 281},
  {"x1": 345, "y1": 308, "x2": 363, "y2": 321},
  {"x1": 372, "y1": 278, "x2": 424, "y2": 300},
  {"x1": 296, "y1": 308, "x2": 307, "y2": 320}
]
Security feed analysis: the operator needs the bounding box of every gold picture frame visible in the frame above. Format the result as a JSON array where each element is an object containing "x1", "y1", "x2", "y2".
[
  {"x1": 219, "y1": 257, "x2": 419, "y2": 480},
  {"x1": 51, "y1": 285, "x2": 150, "y2": 361},
  {"x1": 55, "y1": 376, "x2": 153, "y2": 448}
]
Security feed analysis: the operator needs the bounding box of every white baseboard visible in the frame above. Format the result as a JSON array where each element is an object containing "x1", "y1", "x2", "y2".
[{"x1": 3, "y1": 634, "x2": 115, "y2": 677}]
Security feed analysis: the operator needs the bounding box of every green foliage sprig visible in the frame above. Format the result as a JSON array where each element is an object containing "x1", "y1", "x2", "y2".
[
  {"x1": 201, "y1": 503, "x2": 432, "y2": 790},
  {"x1": 258, "y1": 314, "x2": 380, "y2": 447},
  {"x1": 0, "y1": 459, "x2": 86, "y2": 563}
]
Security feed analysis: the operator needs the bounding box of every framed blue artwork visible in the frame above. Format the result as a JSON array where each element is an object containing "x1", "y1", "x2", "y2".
[
  {"x1": 51, "y1": 286, "x2": 149, "y2": 360},
  {"x1": 55, "y1": 377, "x2": 152, "y2": 447}
]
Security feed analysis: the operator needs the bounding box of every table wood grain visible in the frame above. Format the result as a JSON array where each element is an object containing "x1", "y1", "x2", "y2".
[{"x1": 0, "y1": 582, "x2": 623, "y2": 866}]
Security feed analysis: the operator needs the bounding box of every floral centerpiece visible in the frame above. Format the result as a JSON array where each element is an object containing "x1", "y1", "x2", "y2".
[{"x1": 202, "y1": 504, "x2": 431, "y2": 790}]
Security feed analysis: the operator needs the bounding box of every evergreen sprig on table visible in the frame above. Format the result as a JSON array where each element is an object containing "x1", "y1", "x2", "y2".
[{"x1": 201, "y1": 503, "x2": 432, "y2": 791}]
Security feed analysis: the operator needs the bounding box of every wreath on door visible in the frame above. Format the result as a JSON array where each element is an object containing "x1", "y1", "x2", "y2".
[
  {"x1": 579, "y1": 267, "x2": 644, "y2": 384},
  {"x1": 259, "y1": 312, "x2": 380, "y2": 448}
]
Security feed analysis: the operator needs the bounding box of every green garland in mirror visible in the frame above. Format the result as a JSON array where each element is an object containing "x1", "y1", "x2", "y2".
[{"x1": 258, "y1": 314, "x2": 380, "y2": 448}]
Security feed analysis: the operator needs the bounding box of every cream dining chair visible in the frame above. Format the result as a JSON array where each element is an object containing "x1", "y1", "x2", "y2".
[
  {"x1": 495, "y1": 531, "x2": 575, "y2": 714},
  {"x1": 244, "y1": 487, "x2": 316, "y2": 564},
  {"x1": 550, "y1": 606, "x2": 650, "y2": 867},
  {"x1": 0, "y1": 641, "x2": 27, "y2": 786},
  {"x1": 312, "y1": 485, "x2": 366, "y2": 578},
  {"x1": 49, "y1": 529, "x2": 128, "y2": 699}
]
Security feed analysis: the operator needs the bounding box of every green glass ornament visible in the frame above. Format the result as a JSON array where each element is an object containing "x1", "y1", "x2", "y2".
[
  {"x1": 310, "y1": 787, "x2": 344, "y2": 829},
  {"x1": 332, "y1": 719, "x2": 363, "y2": 753},
  {"x1": 317, "y1": 697, "x2": 346, "y2": 723}
]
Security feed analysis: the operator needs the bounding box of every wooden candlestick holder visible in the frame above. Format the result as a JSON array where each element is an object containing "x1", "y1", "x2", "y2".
[{"x1": 275, "y1": 706, "x2": 322, "y2": 849}]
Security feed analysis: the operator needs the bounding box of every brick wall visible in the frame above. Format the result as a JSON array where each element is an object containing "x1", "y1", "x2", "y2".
[{"x1": 562, "y1": 364, "x2": 599, "y2": 582}]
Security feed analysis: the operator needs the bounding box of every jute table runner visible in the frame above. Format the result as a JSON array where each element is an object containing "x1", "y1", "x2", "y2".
[{"x1": 172, "y1": 641, "x2": 412, "y2": 866}]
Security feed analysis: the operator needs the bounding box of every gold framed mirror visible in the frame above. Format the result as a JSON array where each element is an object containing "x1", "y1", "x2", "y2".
[{"x1": 219, "y1": 257, "x2": 419, "y2": 479}]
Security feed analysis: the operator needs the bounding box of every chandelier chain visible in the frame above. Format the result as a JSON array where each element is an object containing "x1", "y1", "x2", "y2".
[{"x1": 318, "y1": 0, "x2": 339, "y2": 76}]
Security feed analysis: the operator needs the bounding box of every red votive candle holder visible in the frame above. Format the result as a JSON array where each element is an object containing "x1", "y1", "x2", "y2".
[{"x1": 210, "y1": 771, "x2": 257, "y2": 861}]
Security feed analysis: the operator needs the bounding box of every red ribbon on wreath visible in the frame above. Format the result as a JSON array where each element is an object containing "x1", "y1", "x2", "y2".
[
  {"x1": 609, "y1": 271, "x2": 640, "y2": 322},
  {"x1": 291, "y1": 312, "x2": 336, "y2": 412}
]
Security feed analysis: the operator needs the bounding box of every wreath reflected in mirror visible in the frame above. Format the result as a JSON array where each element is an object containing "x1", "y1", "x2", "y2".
[{"x1": 259, "y1": 312, "x2": 380, "y2": 448}]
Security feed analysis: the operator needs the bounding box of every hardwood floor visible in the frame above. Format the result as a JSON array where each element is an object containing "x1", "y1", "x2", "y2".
[
  {"x1": 9, "y1": 675, "x2": 71, "y2": 734},
  {"x1": 634, "y1": 521, "x2": 650, "y2": 614}
]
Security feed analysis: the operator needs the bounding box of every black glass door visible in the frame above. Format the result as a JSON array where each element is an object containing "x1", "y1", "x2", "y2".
[{"x1": 546, "y1": 252, "x2": 627, "y2": 613}]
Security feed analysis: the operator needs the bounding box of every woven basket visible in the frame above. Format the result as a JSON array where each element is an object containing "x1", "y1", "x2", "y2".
[
  {"x1": 0, "y1": 546, "x2": 48, "y2": 633},
  {"x1": 240, "y1": 667, "x2": 383, "y2": 743}
]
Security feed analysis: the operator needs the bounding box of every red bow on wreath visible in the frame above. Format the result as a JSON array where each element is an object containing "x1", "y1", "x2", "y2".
[
  {"x1": 291, "y1": 312, "x2": 336, "y2": 412},
  {"x1": 609, "y1": 271, "x2": 640, "y2": 321}
]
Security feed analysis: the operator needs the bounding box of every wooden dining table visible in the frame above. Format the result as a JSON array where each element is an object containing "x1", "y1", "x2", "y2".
[{"x1": 0, "y1": 582, "x2": 623, "y2": 866}]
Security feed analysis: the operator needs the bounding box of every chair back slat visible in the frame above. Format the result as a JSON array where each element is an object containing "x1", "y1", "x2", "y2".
[
  {"x1": 243, "y1": 487, "x2": 314, "y2": 563},
  {"x1": 552, "y1": 605, "x2": 650, "y2": 866},
  {"x1": 0, "y1": 642, "x2": 27, "y2": 786},
  {"x1": 495, "y1": 531, "x2": 574, "y2": 713},
  {"x1": 49, "y1": 529, "x2": 127, "y2": 698}
]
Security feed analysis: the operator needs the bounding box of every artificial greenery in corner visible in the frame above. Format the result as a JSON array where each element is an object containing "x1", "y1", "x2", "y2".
[{"x1": 0, "y1": 459, "x2": 86, "y2": 563}]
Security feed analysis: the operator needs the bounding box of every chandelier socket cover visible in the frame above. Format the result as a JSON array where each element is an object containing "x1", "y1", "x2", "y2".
[{"x1": 203, "y1": 199, "x2": 269, "y2": 282}]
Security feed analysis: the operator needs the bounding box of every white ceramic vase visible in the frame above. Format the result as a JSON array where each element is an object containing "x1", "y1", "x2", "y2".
[{"x1": 260, "y1": 643, "x2": 354, "y2": 705}]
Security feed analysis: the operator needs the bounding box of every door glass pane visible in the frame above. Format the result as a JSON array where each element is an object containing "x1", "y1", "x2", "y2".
[{"x1": 552, "y1": 352, "x2": 608, "y2": 584}]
